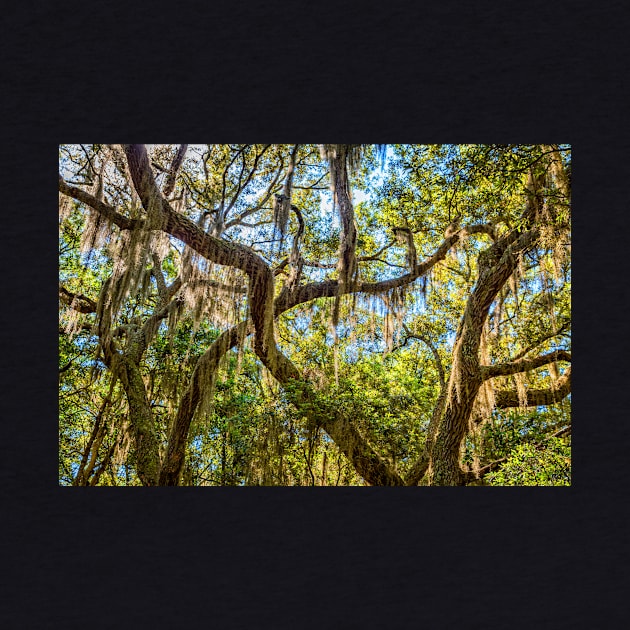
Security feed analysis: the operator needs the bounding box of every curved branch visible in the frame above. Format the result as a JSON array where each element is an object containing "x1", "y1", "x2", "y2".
[
  {"x1": 123, "y1": 145, "x2": 270, "y2": 277},
  {"x1": 68, "y1": 147, "x2": 497, "y2": 342},
  {"x1": 123, "y1": 144, "x2": 288, "y2": 376},
  {"x1": 123, "y1": 146, "x2": 316, "y2": 482},
  {"x1": 59, "y1": 285, "x2": 97, "y2": 313},
  {"x1": 78, "y1": 145, "x2": 562, "y2": 488},
  {"x1": 399, "y1": 327, "x2": 447, "y2": 486},
  {"x1": 224, "y1": 159, "x2": 285, "y2": 230},
  {"x1": 124, "y1": 140, "x2": 284, "y2": 368},
  {"x1": 150, "y1": 253, "x2": 168, "y2": 297},
  {"x1": 59, "y1": 176, "x2": 141, "y2": 231},
  {"x1": 494, "y1": 366, "x2": 571, "y2": 408},
  {"x1": 481, "y1": 349, "x2": 571, "y2": 380},
  {"x1": 401, "y1": 324, "x2": 446, "y2": 388},
  {"x1": 426, "y1": 211, "x2": 546, "y2": 484},
  {"x1": 160, "y1": 321, "x2": 251, "y2": 485},
  {"x1": 285, "y1": 204, "x2": 305, "y2": 291},
  {"x1": 273, "y1": 222, "x2": 496, "y2": 313},
  {"x1": 225, "y1": 144, "x2": 271, "y2": 217},
  {"x1": 132, "y1": 292, "x2": 183, "y2": 362},
  {"x1": 355, "y1": 239, "x2": 397, "y2": 264},
  {"x1": 510, "y1": 320, "x2": 571, "y2": 361}
]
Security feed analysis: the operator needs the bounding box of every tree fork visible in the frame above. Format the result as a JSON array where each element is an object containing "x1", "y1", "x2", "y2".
[{"x1": 425, "y1": 158, "x2": 559, "y2": 485}]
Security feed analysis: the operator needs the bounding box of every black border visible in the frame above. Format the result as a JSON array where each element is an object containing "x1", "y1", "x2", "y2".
[{"x1": 2, "y1": 0, "x2": 628, "y2": 627}]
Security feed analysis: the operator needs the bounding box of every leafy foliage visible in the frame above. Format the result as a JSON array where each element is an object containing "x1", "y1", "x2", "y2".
[
  {"x1": 59, "y1": 144, "x2": 571, "y2": 486},
  {"x1": 485, "y1": 438, "x2": 571, "y2": 486}
]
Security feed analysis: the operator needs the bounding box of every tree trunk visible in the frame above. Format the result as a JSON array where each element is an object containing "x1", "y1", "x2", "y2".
[
  {"x1": 425, "y1": 199, "x2": 544, "y2": 485},
  {"x1": 119, "y1": 357, "x2": 161, "y2": 486}
]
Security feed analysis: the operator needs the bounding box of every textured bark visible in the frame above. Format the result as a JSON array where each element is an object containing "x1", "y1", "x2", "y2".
[
  {"x1": 60, "y1": 145, "x2": 570, "y2": 487},
  {"x1": 162, "y1": 144, "x2": 188, "y2": 198},
  {"x1": 322, "y1": 415, "x2": 404, "y2": 486},
  {"x1": 64, "y1": 263, "x2": 176, "y2": 486},
  {"x1": 423, "y1": 151, "x2": 569, "y2": 486},
  {"x1": 429, "y1": 372, "x2": 483, "y2": 486},
  {"x1": 59, "y1": 286, "x2": 97, "y2": 313},
  {"x1": 330, "y1": 146, "x2": 357, "y2": 292},
  {"x1": 58, "y1": 176, "x2": 141, "y2": 231},
  {"x1": 60, "y1": 173, "x2": 493, "y2": 318},
  {"x1": 481, "y1": 350, "x2": 571, "y2": 380},
  {"x1": 401, "y1": 331, "x2": 448, "y2": 486},
  {"x1": 273, "y1": 223, "x2": 495, "y2": 315},
  {"x1": 159, "y1": 322, "x2": 250, "y2": 485},
  {"x1": 123, "y1": 145, "x2": 399, "y2": 485},
  {"x1": 426, "y1": 224, "x2": 543, "y2": 485},
  {"x1": 280, "y1": 380, "x2": 404, "y2": 486},
  {"x1": 118, "y1": 354, "x2": 161, "y2": 486},
  {"x1": 60, "y1": 154, "x2": 508, "y2": 486},
  {"x1": 494, "y1": 367, "x2": 571, "y2": 408}
]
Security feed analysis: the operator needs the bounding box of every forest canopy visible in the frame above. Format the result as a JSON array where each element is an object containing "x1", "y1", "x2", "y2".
[{"x1": 59, "y1": 144, "x2": 571, "y2": 486}]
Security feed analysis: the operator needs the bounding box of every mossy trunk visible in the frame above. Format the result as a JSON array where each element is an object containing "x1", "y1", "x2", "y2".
[
  {"x1": 119, "y1": 357, "x2": 161, "y2": 486},
  {"x1": 425, "y1": 216, "x2": 542, "y2": 485}
]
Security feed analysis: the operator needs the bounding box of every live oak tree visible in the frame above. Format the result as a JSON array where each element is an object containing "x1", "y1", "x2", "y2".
[{"x1": 59, "y1": 144, "x2": 571, "y2": 486}]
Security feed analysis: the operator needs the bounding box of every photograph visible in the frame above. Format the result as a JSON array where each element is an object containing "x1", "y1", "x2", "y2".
[{"x1": 58, "y1": 144, "x2": 571, "y2": 486}]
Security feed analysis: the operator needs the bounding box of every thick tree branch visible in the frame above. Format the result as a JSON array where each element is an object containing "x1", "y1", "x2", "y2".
[
  {"x1": 59, "y1": 176, "x2": 141, "y2": 231},
  {"x1": 117, "y1": 354, "x2": 161, "y2": 485},
  {"x1": 59, "y1": 285, "x2": 97, "y2": 313},
  {"x1": 273, "y1": 223, "x2": 497, "y2": 314},
  {"x1": 123, "y1": 145, "x2": 273, "y2": 281},
  {"x1": 426, "y1": 192, "x2": 547, "y2": 485},
  {"x1": 150, "y1": 253, "x2": 168, "y2": 297},
  {"x1": 124, "y1": 141, "x2": 284, "y2": 377},
  {"x1": 72, "y1": 145, "x2": 568, "y2": 488},
  {"x1": 494, "y1": 366, "x2": 571, "y2": 408},
  {"x1": 69, "y1": 144, "x2": 495, "y2": 330},
  {"x1": 481, "y1": 349, "x2": 571, "y2": 380},
  {"x1": 162, "y1": 144, "x2": 188, "y2": 198},
  {"x1": 124, "y1": 146, "x2": 386, "y2": 485},
  {"x1": 160, "y1": 321, "x2": 251, "y2": 485}
]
